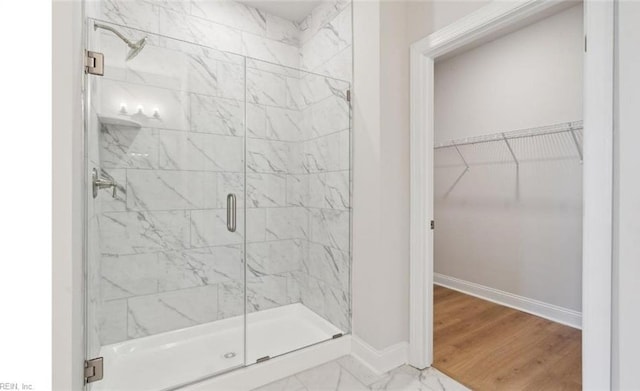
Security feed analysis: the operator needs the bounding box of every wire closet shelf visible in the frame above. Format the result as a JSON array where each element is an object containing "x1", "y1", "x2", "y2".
[{"x1": 434, "y1": 120, "x2": 584, "y2": 164}]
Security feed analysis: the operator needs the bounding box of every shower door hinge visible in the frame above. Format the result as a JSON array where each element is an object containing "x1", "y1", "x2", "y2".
[
  {"x1": 346, "y1": 89, "x2": 351, "y2": 102},
  {"x1": 84, "y1": 357, "x2": 104, "y2": 384},
  {"x1": 256, "y1": 356, "x2": 271, "y2": 363},
  {"x1": 430, "y1": 220, "x2": 435, "y2": 230},
  {"x1": 85, "y1": 50, "x2": 104, "y2": 76}
]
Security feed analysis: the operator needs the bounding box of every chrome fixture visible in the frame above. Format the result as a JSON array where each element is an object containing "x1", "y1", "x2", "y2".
[
  {"x1": 227, "y1": 193, "x2": 236, "y2": 232},
  {"x1": 94, "y1": 22, "x2": 147, "y2": 60},
  {"x1": 85, "y1": 51, "x2": 104, "y2": 76},
  {"x1": 92, "y1": 168, "x2": 118, "y2": 199}
]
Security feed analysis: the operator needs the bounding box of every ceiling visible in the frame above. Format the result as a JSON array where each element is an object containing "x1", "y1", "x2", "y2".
[{"x1": 237, "y1": 0, "x2": 322, "y2": 22}]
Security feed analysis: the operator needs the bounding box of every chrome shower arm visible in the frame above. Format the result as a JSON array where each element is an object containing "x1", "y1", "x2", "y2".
[{"x1": 94, "y1": 22, "x2": 135, "y2": 48}]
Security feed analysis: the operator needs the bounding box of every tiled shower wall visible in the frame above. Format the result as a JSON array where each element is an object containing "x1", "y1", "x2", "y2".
[{"x1": 87, "y1": 0, "x2": 352, "y2": 345}]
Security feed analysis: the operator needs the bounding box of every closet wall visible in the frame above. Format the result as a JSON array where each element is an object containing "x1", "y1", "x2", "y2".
[{"x1": 433, "y1": 4, "x2": 583, "y2": 313}]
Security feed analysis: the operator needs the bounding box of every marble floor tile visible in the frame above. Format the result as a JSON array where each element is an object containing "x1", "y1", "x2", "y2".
[
  {"x1": 335, "y1": 356, "x2": 386, "y2": 386},
  {"x1": 252, "y1": 355, "x2": 468, "y2": 391},
  {"x1": 253, "y1": 375, "x2": 307, "y2": 391},
  {"x1": 294, "y1": 361, "x2": 369, "y2": 391},
  {"x1": 370, "y1": 366, "x2": 470, "y2": 391}
]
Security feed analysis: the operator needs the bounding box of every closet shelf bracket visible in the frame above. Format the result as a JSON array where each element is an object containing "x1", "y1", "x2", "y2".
[
  {"x1": 569, "y1": 128, "x2": 583, "y2": 163},
  {"x1": 444, "y1": 145, "x2": 470, "y2": 197},
  {"x1": 502, "y1": 133, "x2": 519, "y2": 167}
]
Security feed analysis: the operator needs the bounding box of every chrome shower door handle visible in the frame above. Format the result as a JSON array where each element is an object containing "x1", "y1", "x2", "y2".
[{"x1": 227, "y1": 193, "x2": 236, "y2": 232}]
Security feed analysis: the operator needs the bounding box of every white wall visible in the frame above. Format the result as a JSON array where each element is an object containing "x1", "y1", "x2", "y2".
[
  {"x1": 612, "y1": 1, "x2": 640, "y2": 389},
  {"x1": 352, "y1": 0, "x2": 384, "y2": 348},
  {"x1": 434, "y1": 5, "x2": 583, "y2": 144},
  {"x1": 432, "y1": 5, "x2": 583, "y2": 313},
  {"x1": 52, "y1": 1, "x2": 85, "y2": 390},
  {"x1": 406, "y1": 0, "x2": 490, "y2": 44},
  {"x1": 380, "y1": 0, "x2": 410, "y2": 347},
  {"x1": 352, "y1": 0, "x2": 507, "y2": 353},
  {"x1": 351, "y1": 0, "x2": 417, "y2": 352}
]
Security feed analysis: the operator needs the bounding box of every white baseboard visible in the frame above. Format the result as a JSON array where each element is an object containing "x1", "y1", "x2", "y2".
[
  {"x1": 181, "y1": 336, "x2": 351, "y2": 391},
  {"x1": 351, "y1": 336, "x2": 408, "y2": 374},
  {"x1": 434, "y1": 273, "x2": 582, "y2": 329}
]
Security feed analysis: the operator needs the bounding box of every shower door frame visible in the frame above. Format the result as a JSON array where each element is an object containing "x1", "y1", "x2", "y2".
[{"x1": 408, "y1": 1, "x2": 614, "y2": 390}]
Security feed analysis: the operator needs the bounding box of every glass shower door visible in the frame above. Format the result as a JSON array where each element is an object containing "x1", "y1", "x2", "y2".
[
  {"x1": 84, "y1": 20, "x2": 246, "y2": 391},
  {"x1": 245, "y1": 59, "x2": 352, "y2": 363}
]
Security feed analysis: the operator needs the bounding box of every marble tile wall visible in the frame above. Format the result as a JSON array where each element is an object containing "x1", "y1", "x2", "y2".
[
  {"x1": 91, "y1": 0, "x2": 301, "y2": 68},
  {"x1": 294, "y1": 2, "x2": 353, "y2": 332},
  {"x1": 88, "y1": 0, "x2": 353, "y2": 345},
  {"x1": 299, "y1": 0, "x2": 353, "y2": 82}
]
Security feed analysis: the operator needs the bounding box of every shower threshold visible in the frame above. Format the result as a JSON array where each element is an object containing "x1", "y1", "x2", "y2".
[{"x1": 92, "y1": 303, "x2": 343, "y2": 391}]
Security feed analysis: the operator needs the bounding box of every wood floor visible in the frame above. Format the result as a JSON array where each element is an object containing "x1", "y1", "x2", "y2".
[{"x1": 433, "y1": 285, "x2": 582, "y2": 391}]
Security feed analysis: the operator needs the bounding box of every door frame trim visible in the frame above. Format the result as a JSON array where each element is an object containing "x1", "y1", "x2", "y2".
[{"x1": 408, "y1": 1, "x2": 614, "y2": 389}]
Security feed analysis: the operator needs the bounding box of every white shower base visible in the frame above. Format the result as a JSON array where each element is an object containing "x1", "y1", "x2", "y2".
[{"x1": 93, "y1": 303, "x2": 343, "y2": 391}]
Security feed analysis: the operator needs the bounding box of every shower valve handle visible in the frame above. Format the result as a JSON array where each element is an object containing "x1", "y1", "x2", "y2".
[{"x1": 92, "y1": 168, "x2": 118, "y2": 199}]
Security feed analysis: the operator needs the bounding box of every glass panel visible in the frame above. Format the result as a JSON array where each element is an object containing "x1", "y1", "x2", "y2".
[
  {"x1": 84, "y1": 20, "x2": 246, "y2": 391},
  {"x1": 245, "y1": 58, "x2": 351, "y2": 363}
]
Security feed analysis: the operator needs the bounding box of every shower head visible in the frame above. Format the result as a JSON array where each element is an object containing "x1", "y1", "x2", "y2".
[
  {"x1": 126, "y1": 37, "x2": 147, "y2": 61},
  {"x1": 94, "y1": 22, "x2": 147, "y2": 61}
]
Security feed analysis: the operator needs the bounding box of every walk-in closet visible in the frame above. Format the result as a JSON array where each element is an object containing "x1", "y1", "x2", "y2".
[{"x1": 432, "y1": 3, "x2": 584, "y2": 389}]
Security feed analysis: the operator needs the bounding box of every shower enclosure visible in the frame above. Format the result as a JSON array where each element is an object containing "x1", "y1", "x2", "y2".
[{"x1": 83, "y1": 7, "x2": 352, "y2": 389}]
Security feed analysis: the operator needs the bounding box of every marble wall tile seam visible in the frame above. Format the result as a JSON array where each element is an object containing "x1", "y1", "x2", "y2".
[
  {"x1": 303, "y1": 205, "x2": 351, "y2": 213},
  {"x1": 99, "y1": 119, "x2": 240, "y2": 137},
  {"x1": 102, "y1": 281, "x2": 232, "y2": 303},
  {"x1": 243, "y1": 36, "x2": 299, "y2": 70},
  {"x1": 191, "y1": 2, "x2": 288, "y2": 46},
  {"x1": 188, "y1": 0, "x2": 262, "y2": 33},
  {"x1": 297, "y1": 0, "x2": 352, "y2": 46},
  {"x1": 156, "y1": 3, "x2": 297, "y2": 61},
  {"x1": 102, "y1": 204, "x2": 240, "y2": 214},
  {"x1": 246, "y1": 205, "x2": 326, "y2": 210},
  {"x1": 246, "y1": 135, "x2": 304, "y2": 144},
  {"x1": 246, "y1": 267, "x2": 303, "y2": 283},
  {"x1": 302, "y1": 126, "x2": 350, "y2": 144},
  {"x1": 249, "y1": 169, "x2": 300, "y2": 176},
  {"x1": 304, "y1": 44, "x2": 353, "y2": 82},
  {"x1": 121, "y1": 167, "x2": 244, "y2": 174},
  {"x1": 285, "y1": 168, "x2": 350, "y2": 176},
  {"x1": 298, "y1": 268, "x2": 348, "y2": 292},
  {"x1": 304, "y1": 85, "x2": 349, "y2": 106},
  {"x1": 100, "y1": 74, "x2": 244, "y2": 106},
  {"x1": 245, "y1": 238, "x2": 307, "y2": 246},
  {"x1": 247, "y1": 63, "x2": 302, "y2": 82},
  {"x1": 297, "y1": 64, "x2": 352, "y2": 86},
  {"x1": 246, "y1": 97, "x2": 301, "y2": 111},
  {"x1": 299, "y1": 234, "x2": 351, "y2": 247},
  {"x1": 99, "y1": 241, "x2": 252, "y2": 257},
  {"x1": 185, "y1": 0, "x2": 301, "y2": 47},
  {"x1": 99, "y1": 60, "x2": 236, "y2": 92},
  {"x1": 140, "y1": 0, "x2": 191, "y2": 15},
  {"x1": 304, "y1": 237, "x2": 351, "y2": 252},
  {"x1": 100, "y1": 0, "x2": 161, "y2": 35},
  {"x1": 299, "y1": 7, "x2": 352, "y2": 71},
  {"x1": 284, "y1": 174, "x2": 310, "y2": 207}
]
